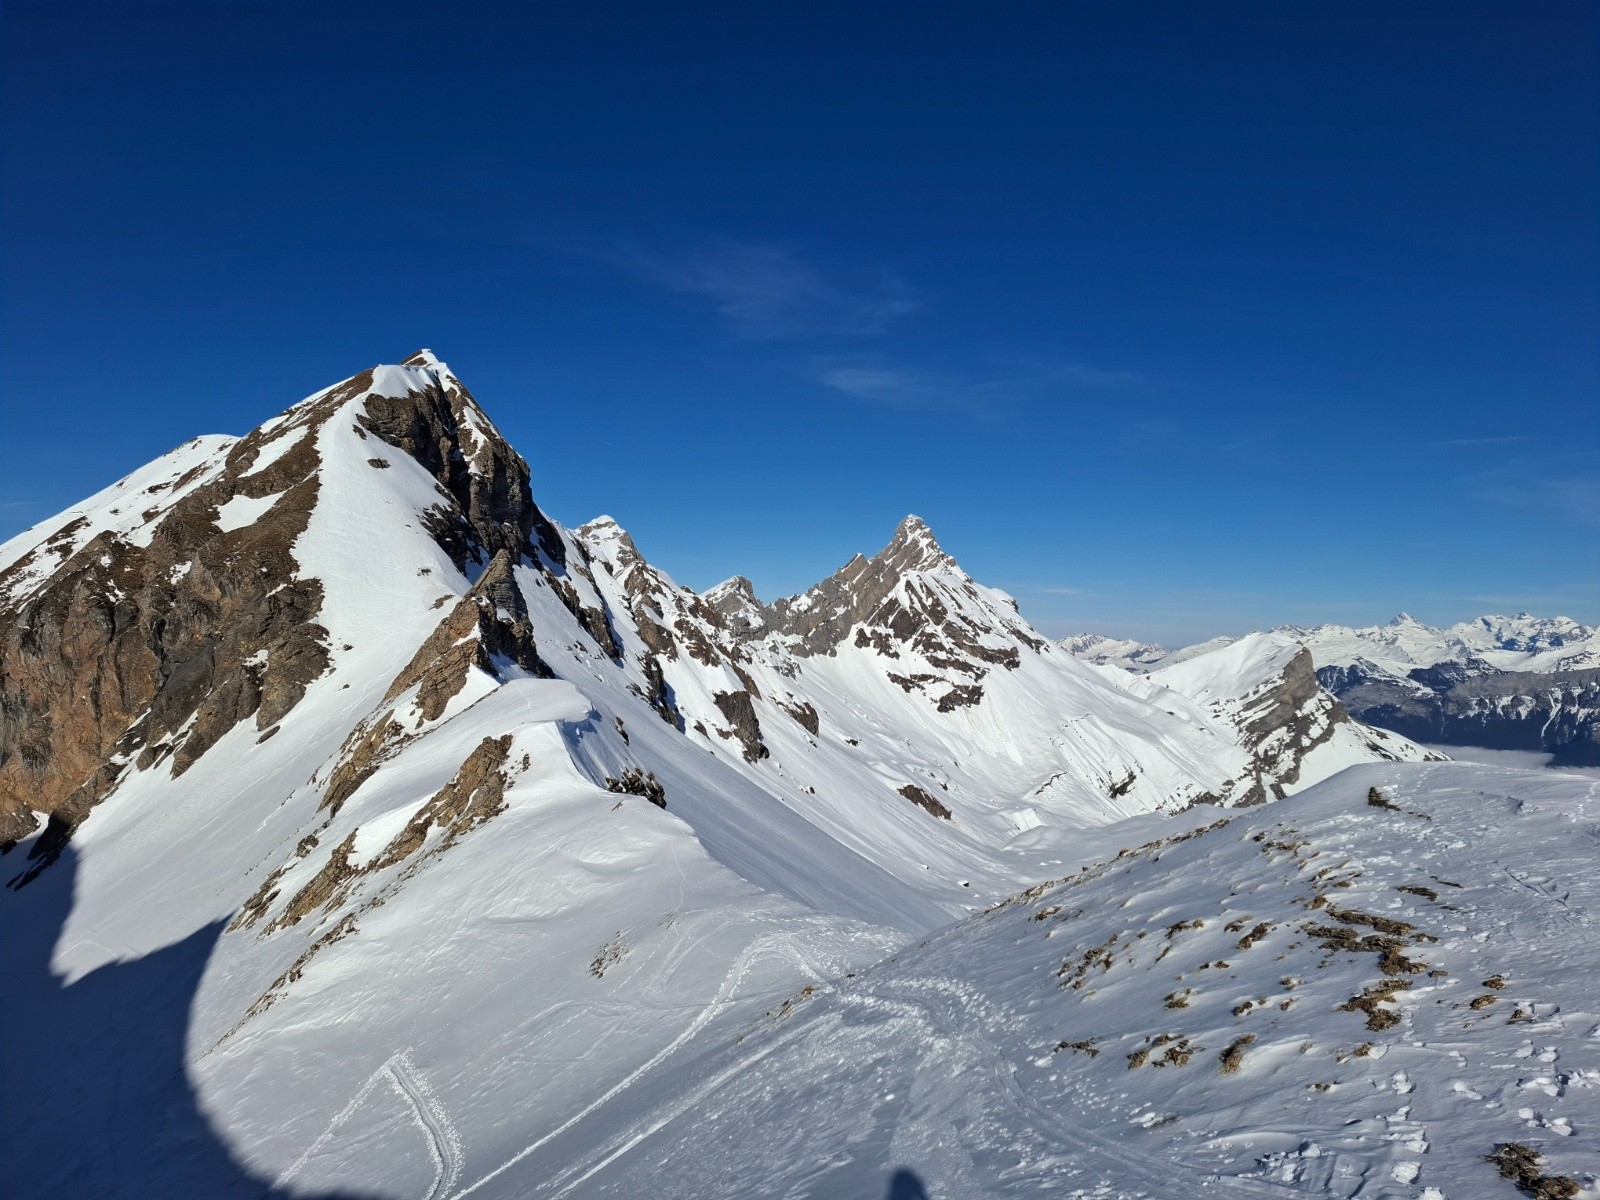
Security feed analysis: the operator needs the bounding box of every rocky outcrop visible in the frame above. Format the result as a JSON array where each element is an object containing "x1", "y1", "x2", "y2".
[
  {"x1": 713, "y1": 690, "x2": 769, "y2": 762},
  {"x1": 1228, "y1": 648, "x2": 1350, "y2": 804},
  {"x1": 898, "y1": 783, "x2": 952, "y2": 820},
  {"x1": 264, "y1": 734, "x2": 517, "y2": 933},
  {"x1": 764, "y1": 516, "x2": 957, "y2": 655},
  {"x1": 704, "y1": 576, "x2": 767, "y2": 637},
  {"x1": 0, "y1": 377, "x2": 353, "y2": 868},
  {"x1": 605, "y1": 767, "x2": 667, "y2": 808},
  {"x1": 385, "y1": 550, "x2": 553, "y2": 722},
  {"x1": 362, "y1": 351, "x2": 565, "y2": 570}
]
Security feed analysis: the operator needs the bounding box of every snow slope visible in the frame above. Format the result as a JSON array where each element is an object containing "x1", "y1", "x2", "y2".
[{"x1": 565, "y1": 761, "x2": 1600, "y2": 1199}]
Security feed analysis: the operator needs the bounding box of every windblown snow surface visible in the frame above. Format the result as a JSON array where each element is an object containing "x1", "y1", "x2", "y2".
[
  {"x1": 2, "y1": 355, "x2": 1588, "y2": 1200},
  {"x1": 562, "y1": 763, "x2": 1600, "y2": 1200}
]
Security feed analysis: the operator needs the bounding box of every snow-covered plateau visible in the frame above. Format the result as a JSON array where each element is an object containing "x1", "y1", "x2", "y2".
[{"x1": 3, "y1": 354, "x2": 1594, "y2": 1200}]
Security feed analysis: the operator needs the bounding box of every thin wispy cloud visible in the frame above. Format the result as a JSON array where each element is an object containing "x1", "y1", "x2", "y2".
[
  {"x1": 627, "y1": 241, "x2": 922, "y2": 339},
  {"x1": 1482, "y1": 476, "x2": 1600, "y2": 525},
  {"x1": 1466, "y1": 450, "x2": 1600, "y2": 525},
  {"x1": 816, "y1": 356, "x2": 1144, "y2": 414},
  {"x1": 1432, "y1": 434, "x2": 1531, "y2": 448}
]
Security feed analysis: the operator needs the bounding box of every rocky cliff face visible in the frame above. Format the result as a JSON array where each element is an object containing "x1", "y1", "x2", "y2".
[
  {"x1": 0, "y1": 352, "x2": 568, "y2": 871},
  {"x1": 0, "y1": 377, "x2": 346, "y2": 858}
]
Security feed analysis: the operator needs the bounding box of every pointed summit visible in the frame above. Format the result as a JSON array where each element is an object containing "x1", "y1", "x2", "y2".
[
  {"x1": 705, "y1": 576, "x2": 769, "y2": 637},
  {"x1": 401, "y1": 348, "x2": 445, "y2": 369},
  {"x1": 878, "y1": 514, "x2": 953, "y2": 574}
]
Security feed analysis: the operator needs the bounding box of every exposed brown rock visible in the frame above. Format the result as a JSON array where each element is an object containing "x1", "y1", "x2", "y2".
[
  {"x1": 1, "y1": 383, "x2": 354, "y2": 879},
  {"x1": 323, "y1": 717, "x2": 408, "y2": 819},
  {"x1": 782, "y1": 700, "x2": 820, "y2": 735},
  {"x1": 361, "y1": 356, "x2": 565, "y2": 569},
  {"x1": 1224, "y1": 649, "x2": 1351, "y2": 806},
  {"x1": 270, "y1": 734, "x2": 516, "y2": 932},
  {"x1": 366, "y1": 734, "x2": 515, "y2": 870},
  {"x1": 898, "y1": 783, "x2": 952, "y2": 821},
  {"x1": 384, "y1": 550, "x2": 553, "y2": 722}
]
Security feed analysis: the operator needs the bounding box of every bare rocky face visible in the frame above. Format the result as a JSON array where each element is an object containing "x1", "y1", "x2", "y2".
[
  {"x1": 0, "y1": 374, "x2": 357, "y2": 866},
  {"x1": 0, "y1": 357, "x2": 570, "y2": 880}
]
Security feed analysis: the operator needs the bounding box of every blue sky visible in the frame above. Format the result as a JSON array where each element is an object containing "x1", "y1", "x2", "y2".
[{"x1": 4, "y1": 2, "x2": 1595, "y2": 644}]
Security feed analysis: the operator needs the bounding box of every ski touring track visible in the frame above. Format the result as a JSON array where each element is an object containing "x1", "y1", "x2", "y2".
[
  {"x1": 280, "y1": 1049, "x2": 463, "y2": 1200},
  {"x1": 523, "y1": 961, "x2": 1308, "y2": 1200},
  {"x1": 447, "y1": 918, "x2": 844, "y2": 1199}
]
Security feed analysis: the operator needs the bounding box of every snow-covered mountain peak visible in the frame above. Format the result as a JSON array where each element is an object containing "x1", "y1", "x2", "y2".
[
  {"x1": 399, "y1": 347, "x2": 445, "y2": 369},
  {"x1": 2, "y1": 352, "x2": 1455, "y2": 1200},
  {"x1": 881, "y1": 513, "x2": 952, "y2": 572},
  {"x1": 574, "y1": 514, "x2": 640, "y2": 562}
]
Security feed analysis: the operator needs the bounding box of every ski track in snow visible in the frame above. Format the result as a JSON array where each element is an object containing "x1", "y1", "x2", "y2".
[
  {"x1": 282, "y1": 1049, "x2": 462, "y2": 1200},
  {"x1": 449, "y1": 925, "x2": 828, "y2": 1199}
]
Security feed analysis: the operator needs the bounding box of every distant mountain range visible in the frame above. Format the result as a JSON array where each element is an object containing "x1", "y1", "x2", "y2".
[{"x1": 1066, "y1": 612, "x2": 1600, "y2": 764}]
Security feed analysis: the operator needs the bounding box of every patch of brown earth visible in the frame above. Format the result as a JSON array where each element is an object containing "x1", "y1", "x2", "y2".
[{"x1": 1484, "y1": 1143, "x2": 1580, "y2": 1199}]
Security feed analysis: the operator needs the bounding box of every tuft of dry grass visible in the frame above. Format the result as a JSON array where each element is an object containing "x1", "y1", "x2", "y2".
[
  {"x1": 1484, "y1": 1143, "x2": 1579, "y2": 1199},
  {"x1": 1219, "y1": 1034, "x2": 1256, "y2": 1074}
]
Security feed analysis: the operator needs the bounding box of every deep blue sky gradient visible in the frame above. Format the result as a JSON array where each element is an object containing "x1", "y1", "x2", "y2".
[{"x1": 4, "y1": 2, "x2": 1596, "y2": 643}]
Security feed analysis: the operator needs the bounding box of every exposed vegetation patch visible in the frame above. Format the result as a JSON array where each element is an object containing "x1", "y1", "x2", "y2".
[
  {"x1": 1337, "y1": 979, "x2": 1411, "y2": 1031},
  {"x1": 1236, "y1": 921, "x2": 1274, "y2": 950},
  {"x1": 1397, "y1": 884, "x2": 1439, "y2": 901},
  {"x1": 1053, "y1": 1039, "x2": 1100, "y2": 1058},
  {"x1": 1058, "y1": 934, "x2": 1121, "y2": 990},
  {"x1": 1219, "y1": 1034, "x2": 1256, "y2": 1074},
  {"x1": 1484, "y1": 1143, "x2": 1580, "y2": 1199},
  {"x1": 1128, "y1": 1033, "x2": 1198, "y2": 1069}
]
